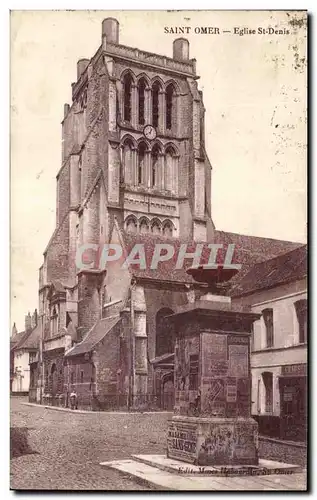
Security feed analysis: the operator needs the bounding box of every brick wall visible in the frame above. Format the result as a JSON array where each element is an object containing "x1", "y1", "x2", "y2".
[
  {"x1": 43, "y1": 348, "x2": 65, "y2": 396},
  {"x1": 92, "y1": 321, "x2": 121, "y2": 409},
  {"x1": 66, "y1": 356, "x2": 95, "y2": 408},
  {"x1": 46, "y1": 215, "x2": 70, "y2": 283}
]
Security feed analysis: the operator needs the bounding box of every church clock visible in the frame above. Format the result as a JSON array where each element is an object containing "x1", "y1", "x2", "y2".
[{"x1": 143, "y1": 124, "x2": 157, "y2": 141}]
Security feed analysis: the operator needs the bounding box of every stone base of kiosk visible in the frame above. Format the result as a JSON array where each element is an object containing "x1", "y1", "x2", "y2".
[{"x1": 167, "y1": 416, "x2": 258, "y2": 466}]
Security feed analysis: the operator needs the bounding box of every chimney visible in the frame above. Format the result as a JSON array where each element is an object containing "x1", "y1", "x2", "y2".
[
  {"x1": 11, "y1": 323, "x2": 17, "y2": 338},
  {"x1": 31, "y1": 309, "x2": 38, "y2": 329},
  {"x1": 77, "y1": 59, "x2": 90, "y2": 80},
  {"x1": 64, "y1": 103, "x2": 70, "y2": 118},
  {"x1": 173, "y1": 38, "x2": 189, "y2": 61},
  {"x1": 102, "y1": 18, "x2": 119, "y2": 45},
  {"x1": 25, "y1": 312, "x2": 32, "y2": 332}
]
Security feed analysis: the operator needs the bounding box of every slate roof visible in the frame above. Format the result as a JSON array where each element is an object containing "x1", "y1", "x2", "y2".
[
  {"x1": 118, "y1": 230, "x2": 302, "y2": 288},
  {"x1": 15, "y1": 324, "x2": 41, "y2": 350},
  {"x1": 65, "y1": 316, "x2": 121, "y2": 357},
  {"x1": 10, "y1": 330, "x2": 26, "y2": 350},
  {"x1": 150, "y1": 352, "x2": 175, "y2": 365},
  {"x1": 231, "y1": 244, "x2": 307, "y2": 297}
]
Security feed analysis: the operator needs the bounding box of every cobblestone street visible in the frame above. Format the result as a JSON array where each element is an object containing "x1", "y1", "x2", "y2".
[
  {"x1": 10, "y1": 397, "x2": 307, "y2": 491},
  {"x1": 10, "y1": 397, "x2": 170, "y2": 490}
]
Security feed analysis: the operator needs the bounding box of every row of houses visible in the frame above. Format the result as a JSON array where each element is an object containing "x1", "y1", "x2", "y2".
[{"x1": 10, "y1": 243, "x2": 307, "y2": 442}]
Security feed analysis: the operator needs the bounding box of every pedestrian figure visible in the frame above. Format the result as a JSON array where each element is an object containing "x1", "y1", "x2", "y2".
[{"x1": 70, "y1": 387, "x2": 78, "y2": 410}]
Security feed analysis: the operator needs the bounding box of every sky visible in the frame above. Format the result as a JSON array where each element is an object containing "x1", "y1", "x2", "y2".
[{"x1": 10, "y1": 10, "x2": 307, "y2": 331}]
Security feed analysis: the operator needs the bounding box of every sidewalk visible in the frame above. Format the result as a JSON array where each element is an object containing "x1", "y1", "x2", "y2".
[{"x1": 100, "y1": 457, "x2": 307, "y2": 491}]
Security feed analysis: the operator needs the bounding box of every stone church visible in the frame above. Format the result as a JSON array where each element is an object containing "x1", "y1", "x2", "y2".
[{"x1": 35, "y1": 18, "x2": 300, "y2": 410}]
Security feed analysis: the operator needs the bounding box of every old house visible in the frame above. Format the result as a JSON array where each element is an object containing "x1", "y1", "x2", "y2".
[
  {"x1": 11, "y1": 310, "x2": 40, "y2": 395},
  {"x1": 231, "y1": 244, "x2": 307, "y2": 441},
  {"x1": 36, "y1": 18, "x2": 303, "y2": 410}
]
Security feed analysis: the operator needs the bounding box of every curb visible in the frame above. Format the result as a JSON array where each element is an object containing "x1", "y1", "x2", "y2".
[
  {"x1": 259, "y1": 435, "x2": 306, "y2": 449},
  {"x1": 21, "y1": 402, "x2": 173, "y2": 416}
]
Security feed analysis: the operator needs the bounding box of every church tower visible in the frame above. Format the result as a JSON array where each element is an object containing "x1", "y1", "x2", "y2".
[
  {"x1": 95, "y1": 18, "x2": 214, "y2": 242},
  {"x1": 38, "y1": 17, "x2": 215, "y2": 407}
]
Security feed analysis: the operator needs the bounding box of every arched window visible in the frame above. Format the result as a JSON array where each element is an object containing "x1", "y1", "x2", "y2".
[
  {"x1": 165, "y1": 146, "x2": 176, "y2": 192},
  {"x1": 126, "y1": 216, "x2": 137, "y2": 234},
  {"x1": 139, "y1": 218, "x2": 149, "y2": 234},
  {"x1": 151, "y1": 145, "x2": 160, "y2": 188},
  {"x1": 165, "y1": 83, "x2": 175, "y2": 130},
  {"x1": 152, "y1": 82, "x2": 160, "y2": 128},
  {"x1": 122, "y1": 140, "x2": 134, "y2": 185},
  {"x1": 156, "y1": 308, "x2": 174, "y2": 357},
  {"x1": 163, "y1": 220, "x2": 173, "y2": 238},
  {"x1": 123, "y1": 73, "x2": 133, "y2": 122},
  {"x1": 151, "y1": 220, "x2": 161, "y2": 235},
  {"x1": 138, "y1": 78, "x2": 146, "y2": 126},
  {"x1": 137, "y1": 142, "x2": 147, "y2": 185},
  {"x1": 51, "y1": 306, "x2": 58, "y2": 336}
]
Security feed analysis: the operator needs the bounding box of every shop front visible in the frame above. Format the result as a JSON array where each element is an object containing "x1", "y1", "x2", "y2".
[{"x1": 279, "y1": 363, "x2": 307, "y2": 442}]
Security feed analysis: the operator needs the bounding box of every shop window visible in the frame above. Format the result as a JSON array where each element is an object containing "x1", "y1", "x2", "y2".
[
  {"x1": 294, "y1": 299, "x2": 307, "y2": 344},
  {"x1": 262, "y1": 371, "x2": 273, "y2": 413},
  {"x1": 262, "y1": 308, "x2": 274, "y2": 348}
]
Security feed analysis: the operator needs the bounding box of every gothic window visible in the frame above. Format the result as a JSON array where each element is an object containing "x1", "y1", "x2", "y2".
[
  {"x1": 163, "y1": 220, "x2": 173, "y2": 238},
  {"x1": 165, "y1": 83, "x2": 175, "y2": 131},
  {"x1": 151, "y1": 145, "x2": 160, "y2": 188},
  {"x1": 139, "y1": 218, "x2": 149, "y2": 234},
  {"x1": 151, "y1": 219, "x2": 161, "y2": 235},
  {"x1": 262, "y1": 308, "x2": 274, "y2": 348},
  {"x1": 152, "y1": 82, "x2": 160, "y2": 128},
  {"x1": 156, "y1": 308, "x2": 174, "y2": 357},
  {"x1": 123, "y1": 73, "x2": 133, "y2": 122},
  {"x1": 126, "y1": 216, "x2": 137, "y2": 234},
  {"x1": 137, "y1": 142, "x2": 147, "y2": 185},
  {"x1": 165, "y1": 146, "x2": 176, "y2": 192},
  {"x1": 122, "y1": 139, "x2": 134, "y2": 185},
  {"x1": 50, "y1": 306, "x2": 59, "y2": 336},
  {"x1": 138, "y1": 78, "x2": 146, "y2": 126},
  {"x1": 294, "y1": 299, "x2": 307, "y2": 344}
]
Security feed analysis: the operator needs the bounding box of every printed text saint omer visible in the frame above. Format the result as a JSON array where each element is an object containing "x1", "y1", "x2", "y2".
[{"x1": 164, "y1": 27, "x2": 290, "y2": 35}]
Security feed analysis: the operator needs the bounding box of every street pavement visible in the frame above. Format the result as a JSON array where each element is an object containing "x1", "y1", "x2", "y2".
[
  {"x1": 10, "y1": 397, "x2": 169, "y2": 490},
  {"x1": 10, "y1": 397, "x2": 307, "y2": 491}
]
